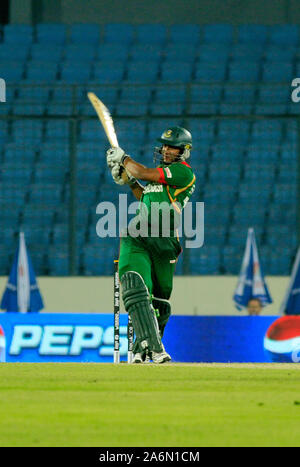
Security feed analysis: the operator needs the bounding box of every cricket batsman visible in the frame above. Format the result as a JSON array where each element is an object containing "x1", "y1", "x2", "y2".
[{"x1": 106, "y1": 126, "x2": 196, "y2": 363}]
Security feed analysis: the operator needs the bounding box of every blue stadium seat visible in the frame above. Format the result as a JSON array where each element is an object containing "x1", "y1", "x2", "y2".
[
  {"x1": 229, "y1": 62, "x2": 260, "y2": 82},
  {"x1": 252, "y1": 120, "x2": 283, "y2": 141},
  {"x1": 224, "y1": 84, "x2": 255, "y2": 103},
  {"x1": 30, "y1": 44, "x2": 63, "y2": 62},
  {"x1": 60, "y1": 63, "x2": 92, "y2": 83},
  {"x1": 169, "y1": 24, "x2": 200, "y2": 44},
  {"x1": 195, "y1": 62, "x2": 226, "y2": 81},
  {"x1": 26, "y1": 62, "x2": 58, "y2": 81},
  {"x1": 77, "y1": 142, "x2": 107, "y2": 165},
  {"x1": 160, "y1": 62, "x2": 193, "y2": 83},
  {"x1": 18, "y1": 85, "x2": 50, "y2": 103},
  {"x1": 36, "y1": 23, "x2": 67, "y2": 45},
  {"x1": 188, "y1": 119, "x2": 215, "y2": 142},
  {"x1": 79, "y1": 120, "x2": 108, "y2": 143},
  {"x1": 47, "y1": 102, "x2": 75, "y2": 116},
  {"x1": 116, "y1": 102, "x2": 149, "y2": 116},
  {"x1": 190, "y1": 84, "x2": 222, "y2": 103},
  {"x1": 198, "y1": 43, "x2": 229, "y2": 62},
  {"x1": 70, "y1": 24, "x2": 100, "y2": 44},
  {"x1": 150, "y1": 102, "x2": 184, "y2": 116},
  {"x1": 103, "y1": 24, "x2": 134, "y2": 43},
  {"x1": 130, "y1": 43, "x2": 162, "y2": 61},
  {"x1": 0, "y1": 62, "x2": 25, "y2": 81},
  {"x1": 269, "y1": 24, "x2": 299, "y2": 45},
  {"x1": 231, "y1": 44, "x2": 264, "y2": 61},
  {"x1": 222, "y1": 245, "x2": 243, "y2": 274},
  {"x1": 136, "y1": 24, "x2": 167, "y2": 43},
  {"x1": 211, "y1": 143, "x2": 244, "y2": 161},
  {"x1": 237, "y1": 25, "x2": 268, "y2": 44},
  {"x1": 34, "y1": 164, "x2": 66, "y2": 184},
  {"x1": 209, "y1": 163, "x2": 240, "y2": 184},
  {"x1": 247, "y1": 144, "x2": 279, "y2": 162},
  {"x1": 97, "y1": 43, "x2": 129, "y2": 61},
  {"x1": 64, "y1": 45, "x2": 97, "y2": 63},
  {"x1": 3, "y1": 24, "x2": 33, "y2": 44},
  {"x1": 4, "y1": 144, "x2": 35, "y2": 165},
  {"x1": 93, "y1": 62, "x2": 125, "y2": 82},
  {"x1": 12, "y1": 120, "x2": 43, "y2": 142},
  {"x1": 126, "y1": 62, "x2": 159, "y2": 83},
  {"x1": 265, "y1": 45, "x2": 296, "y2": 62},
  {"x1": 39, "y1": 143, "x2": 69, "y2": 165},
  {"x1": 189, "y1": 247, "x2": 221, "y2": 275},
  {"x1": 45, "y1": 120, "x2": 69, "y2": 141},
  {"x1": 0, "y1": 184, "x2": 27, "y2": 207},
  {"x1": 258, "y1": 84, "x2": 289, "y2": 103},
  {"x1": 29, "y1": 184, "x2": 62, "y2": 206},
  {"x1": 13, "y1": 102, "x2": 46, "y2": 116},
  {"x1": 121, "y1": 85, "x2": 153, "y2": 102},
  {"x1": 164, "y1": 43, "x2": 196, "y2": 62},
  {"x1": 273, "y1": 183, "x2": 297, "y2": 204},
  {"x1": 1, "y1": 163, "x2": 32, "y2": 185},
  {"x1": 203, "y1": 24, "x2": 233, "y2": 43},
  {"x1": 262, "y1": 62, "x2": 293, "y2": 83},
  {"x1": 47, "y1": 248, "x2": 69, "y2": 276},
  {"x1": 0, "y1": 44, "x2": 30, "y2": 61},
  {"x1": 218, "y1": 120, "x2": 250, "y2": 142},
  {"x1": 219, "y1": 103, "x2": 252, "y2": 115}
]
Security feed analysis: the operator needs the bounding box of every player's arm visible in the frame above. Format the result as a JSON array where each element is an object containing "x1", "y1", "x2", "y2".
[
  {"x1": 128, "y1": 178, "x2": 144, "y2": 200},
  {"x1": 123, "y1": 157, "x2": 161, "y2": 182}
]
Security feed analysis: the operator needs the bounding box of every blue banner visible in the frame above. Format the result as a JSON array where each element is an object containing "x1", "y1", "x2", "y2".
[{"x1": 0, "y1": 313, "x2": 279, "y2": 363}]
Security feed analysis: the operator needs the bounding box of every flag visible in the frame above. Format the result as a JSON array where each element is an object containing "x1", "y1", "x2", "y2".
[
  {"x1": 0, "y1": 232, "x2": 44, "y2": 313},
  {"x1": 280, "y1": 246, "x2": 300, "y2": 315},
  {"x1": 233, "y1": 227, "x2": 272, "y2": 311}
]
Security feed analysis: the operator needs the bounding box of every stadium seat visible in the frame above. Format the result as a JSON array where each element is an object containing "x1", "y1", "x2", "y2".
[
  {"x1": 262, "y1": 62, "x2": 293, "y2": 83},
  {"x1": 103, "y1": 24, "x2": 134, "y2": 43},
  {"x1": 164, "y1": 43, "x2": 196, "y2": 62},
  {"x1": 36, "y1": 23, "x2": 67, "y2": 45},
  {"x1": 30, "y1": 44, "x2": 63, "y2": 62},
  {"x1": 70, "y1": 24, "x2": 101, "y2": 44},
  {"x1": 96, "y1": 43, "x2": 129, "y2": 61},
  {"x1": 195, "y1": 62, "x2": 227, "y2": 81},
  {"x1": 93, "y1": 62, "x2": 125, "y2": 82},
  {"x1": 160, "y1": 62, "x2": 193, "y2": 83},
  {"x1": 136, "y1": 24, "x2": 167, "y2": 43},
  {"x1": 203, "y1": 24, "x2": 233, "y2": 43},
  {"x1": 231, "y1": 44, "x2": 264, "y2": 61},
  {"x1": 169, "y1": 24, "x2": 200, "y2": 44},
  {"x1": 126, "y1": 62, "x2": 159, "y2": 82},
  {"x1": 198, "y1": 43, "x2": 230, "y2": 62},
  {"x1": 237, "y1": 24, "x2": 268, "y2": 44},
  {"x1": 269, "y1": 24, "x2": 299, "y2": 45},
  {"x1": 229, "y1": 62, "x2": 260, "y2": 82},
  {"x1": 64, "y1": 45, "x2": 97, "y2": 63},
  {"x1": 3, "y1": 24, "x2": 33, "y2": 44}
]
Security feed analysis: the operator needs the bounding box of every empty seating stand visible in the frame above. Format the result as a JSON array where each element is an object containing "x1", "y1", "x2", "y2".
[{"x1": 0, "y1": 22, "x2": 298, "y2": 275}]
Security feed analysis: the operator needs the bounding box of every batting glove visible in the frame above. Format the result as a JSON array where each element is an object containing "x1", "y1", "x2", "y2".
[
  {"x1": 106, "y1": 147, "x2": 129, "y2": 168},
  {"x1": 111, "y1": 163, "x2": 126, "y2": 185}
]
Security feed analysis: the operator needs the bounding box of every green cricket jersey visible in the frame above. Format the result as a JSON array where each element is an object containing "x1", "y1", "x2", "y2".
[{"x1": 136, "y1": 160, "x2": 196, "y2": 237}]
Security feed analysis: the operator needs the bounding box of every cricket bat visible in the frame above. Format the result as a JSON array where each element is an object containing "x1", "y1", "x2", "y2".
[
  {"x1": 87, "y1": 92, "x2": 119, "y2": 147},
  {"x1": 87, "y1": 92, "x2": 131, "y2": 181}
]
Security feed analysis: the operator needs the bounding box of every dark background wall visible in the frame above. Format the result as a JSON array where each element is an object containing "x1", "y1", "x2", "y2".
[
  {"x1": 0, "y1": 0, "x2": 9, "y2": 23},
  {"x1": 8, "y1": 0, "x2": 300, "y2": 24}
]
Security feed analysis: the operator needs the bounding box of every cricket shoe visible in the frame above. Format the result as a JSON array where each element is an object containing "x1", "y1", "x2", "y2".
[
  {"x1": 152, "y1": 347, "x2": 171, "y2": 364},
  {"x1": 132, "y1": 351, "x2": 151, "y2": 364}
]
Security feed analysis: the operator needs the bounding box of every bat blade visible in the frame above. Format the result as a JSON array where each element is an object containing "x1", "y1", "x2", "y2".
[{"x1": 87, "y1": 92, "x2": 119, "y2": 147}]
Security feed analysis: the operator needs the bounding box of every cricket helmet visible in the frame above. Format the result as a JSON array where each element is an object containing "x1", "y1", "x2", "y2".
[{"x1": 155, "y1": 126, "x2": 193, "y2": 164}]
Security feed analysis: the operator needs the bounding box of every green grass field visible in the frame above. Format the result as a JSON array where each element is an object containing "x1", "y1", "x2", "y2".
[{"x1": 0, "y1": 363, "x2": 299, "y2": 447}]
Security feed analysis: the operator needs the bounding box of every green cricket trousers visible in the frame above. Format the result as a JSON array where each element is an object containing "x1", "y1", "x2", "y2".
[{"x1": 118, "y1": 234, "x2": 182, "y2": 301}]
